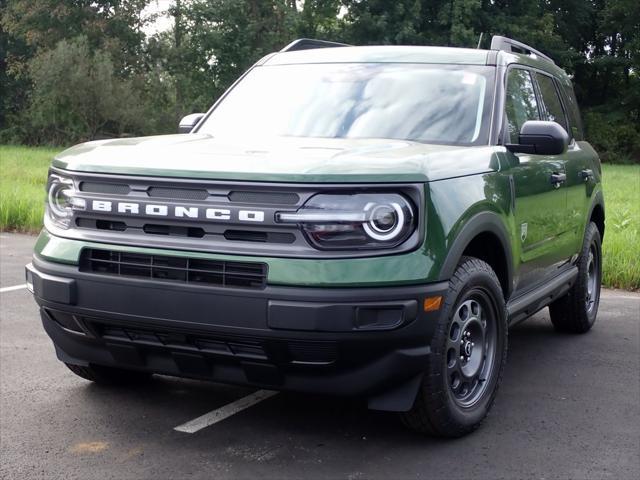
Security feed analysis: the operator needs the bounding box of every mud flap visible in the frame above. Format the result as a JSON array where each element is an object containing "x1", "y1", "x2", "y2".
[{"x1": 367, "y1": 373, "x2": 423, "y2": 412}]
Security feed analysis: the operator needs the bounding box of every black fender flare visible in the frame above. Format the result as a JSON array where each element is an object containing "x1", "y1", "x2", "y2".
[
  {"x1": 585, "y1": 190, "x2": 605, "y2": 239},
  {"x1": 437, "y1": 211, "x2": 515, "y2": 298}
]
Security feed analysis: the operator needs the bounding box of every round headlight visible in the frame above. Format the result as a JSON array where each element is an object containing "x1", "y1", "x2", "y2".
[
  {"x1": 46, "y1": 175, "x2": 83, "y2": 229},
  {"x1": 48, "y1": 183, "x2": 73, "y2": 218},
  {"x1": 276, "y1": 192, "x2": 416, "y2": 250},
  {"x1": 363, "y1": 202, "x2": 405, "y2": 241}
]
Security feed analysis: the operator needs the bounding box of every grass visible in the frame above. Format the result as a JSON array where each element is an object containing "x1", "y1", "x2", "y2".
[
  {"x1": 0, "y1": 145, "x2": 62, "y2": 232},
  {"x1": 0, "y1": 144, "x2": 638, "y2": 290},
  {"x1": 600, "y1": 164, "x2": 640, "y2": 290}
]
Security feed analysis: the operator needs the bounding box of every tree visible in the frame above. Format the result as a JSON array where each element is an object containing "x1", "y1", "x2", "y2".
[
  {"x1": 27, "y1": 36, "x2": 146, "y2": 144},
  {"x1": 341, "y1": 0, "x2": 639, "y2": 162},
  {"x1": 0, "y1": 0, "x2": 638, "y2": 160},
  {"x1": 1, "y1": 0, "x2": 150, "y2": 73},
  {"x1": 161, "y1": 0, "x2": 343, "y2": 115},
  {"x1": 0, "y1": 0, "x2": 154, "y2": 140}
]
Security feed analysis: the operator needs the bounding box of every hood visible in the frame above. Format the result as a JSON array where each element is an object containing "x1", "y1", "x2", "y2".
[{"x1": 52, "y1": 134, "x2": 501, "y2": 183}]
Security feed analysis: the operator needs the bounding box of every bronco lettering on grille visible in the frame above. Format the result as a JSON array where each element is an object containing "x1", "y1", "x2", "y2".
[{"x1": 90, "y1": 200, "x2": 265, "y2": 223}]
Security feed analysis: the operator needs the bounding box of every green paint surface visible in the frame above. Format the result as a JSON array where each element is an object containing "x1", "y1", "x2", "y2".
[{"x1": 34, "y1": 230, "x2": 437, "y2": 287}]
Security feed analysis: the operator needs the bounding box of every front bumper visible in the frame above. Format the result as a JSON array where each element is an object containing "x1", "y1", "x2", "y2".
[{"x1": 27, "y1": 255, "x2": 449, "y2": 411}]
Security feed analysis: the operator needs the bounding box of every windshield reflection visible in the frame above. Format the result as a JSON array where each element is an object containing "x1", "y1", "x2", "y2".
[{"x1": 198, "y1": 63, "x2": 494, "y2": 146}]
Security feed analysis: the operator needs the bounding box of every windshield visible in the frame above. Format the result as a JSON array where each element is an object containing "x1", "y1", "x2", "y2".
[{"x1": 197, "y1": 63, "x2": 495, "y2": 145}]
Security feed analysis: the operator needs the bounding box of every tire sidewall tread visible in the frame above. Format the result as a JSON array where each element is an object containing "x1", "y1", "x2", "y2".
[
  {"x1": 401, "y1": 256, "x2": 508, "y2": 437},
  {"x1": 549, "y1": 222, "x2": 602, "y2": 334}
]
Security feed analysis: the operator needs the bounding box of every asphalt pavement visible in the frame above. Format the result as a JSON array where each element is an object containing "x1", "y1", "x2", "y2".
[{"x1": 1, "y1": 232, "x2": 638, "y2": 480}]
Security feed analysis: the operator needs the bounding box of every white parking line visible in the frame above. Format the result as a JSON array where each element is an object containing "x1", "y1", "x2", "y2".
[
  {"x1": 174, "y1": 390, "x2": 278, "y2": 433},
  {"x1": 0, "y1": 284, "x2": 27, "y2": 293}
]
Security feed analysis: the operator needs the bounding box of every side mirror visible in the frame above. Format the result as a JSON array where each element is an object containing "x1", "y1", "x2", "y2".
[
  {"x1": 506, "y1": 120, "x2": 569, "y2": 155},
  {"x1": 178, "y1": 113, "x2": 205, "y2": 134}
]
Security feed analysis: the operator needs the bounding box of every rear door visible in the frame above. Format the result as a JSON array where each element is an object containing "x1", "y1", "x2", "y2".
[
  {"x1": 557, "y1": 78, "x2": 597, "y2": 253},
  {"x1": 503, "y1": 68, "x2": 569, "y2": 292}
]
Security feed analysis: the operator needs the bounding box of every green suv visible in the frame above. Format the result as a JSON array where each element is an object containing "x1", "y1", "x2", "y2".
[{"x1": 26, "y1": 36, "x2": 604, "y2": 437}]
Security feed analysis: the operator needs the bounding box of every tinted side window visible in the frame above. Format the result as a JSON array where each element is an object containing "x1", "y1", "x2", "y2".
[
  {"x1": 559, "y1": 82, "x2": 584, "y2": 140},
  {"x1": 535, "y1": 73, "x2": 568, "y2": 133},
  {"x1": 505, "y1": 69, "x2": 540, "y2": 143}
]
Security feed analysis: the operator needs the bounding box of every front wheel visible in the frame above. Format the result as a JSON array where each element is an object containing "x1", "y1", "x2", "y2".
[
  {"x1": 400, "y1": 257, "x2": 508, "y2": 437},
  {"x1": 549, "y1": 222, "x2": 602, "y2": 334}
]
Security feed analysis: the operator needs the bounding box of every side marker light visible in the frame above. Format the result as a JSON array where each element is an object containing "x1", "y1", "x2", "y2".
[{"x1": 423, "y1": 296, "x2": 443, "y2": 312}]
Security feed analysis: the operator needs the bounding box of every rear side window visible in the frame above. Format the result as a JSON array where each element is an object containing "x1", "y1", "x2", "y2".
[
  {"x1": 505, "y1": 69, "x2": 540, "y2": 143},
  {"x1": 535, "y1": 73, "x2": 568, "y2": 133},
  {"x1": 558, "y1": 82, "x2": 584, "y2": 140}
]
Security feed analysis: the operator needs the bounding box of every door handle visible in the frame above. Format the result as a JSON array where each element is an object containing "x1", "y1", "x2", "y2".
[
  {"x1": 580, "y1": 169, "x2": 594, "y2": 181},
  {"x1": 550, "y1": 172, "x2": 566, "y2": 187}
]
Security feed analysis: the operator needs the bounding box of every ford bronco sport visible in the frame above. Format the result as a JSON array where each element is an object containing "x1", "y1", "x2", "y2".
[{"x1": 26, "y1": 36, "x2": 604, "y2": 437}]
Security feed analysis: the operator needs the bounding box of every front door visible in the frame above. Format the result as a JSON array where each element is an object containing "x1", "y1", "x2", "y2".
[
  {"x1": 534, "y1": 72, "x2": 593, "y2": 260},
  {"x1": 503, "y1": 68, "x2": 570, "y2": 292}
]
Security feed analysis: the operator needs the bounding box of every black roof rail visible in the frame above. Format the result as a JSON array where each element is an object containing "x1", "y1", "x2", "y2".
[
  {"x1": 490, "y1": 35, "x2": 555, "y2": 64},
  {"x1": 280, "y1": 38, "x2": 351, "y2": 52}
]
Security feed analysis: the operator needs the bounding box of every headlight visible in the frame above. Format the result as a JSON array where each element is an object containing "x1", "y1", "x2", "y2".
[
  {"x1": 276, "y1": 193, "x2": 415, "y2": 250},
  {"x1": 46, "y1": 174, "x2": 85, "y2": 229}
]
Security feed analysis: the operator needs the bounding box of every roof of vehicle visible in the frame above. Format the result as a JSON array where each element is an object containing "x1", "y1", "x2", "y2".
[
  {"x1": 263, "y1": 45, "x2": 491, "y2": 66},
  {"x1": 260, "y1": 44, "x2": 569, "y2": 82}
]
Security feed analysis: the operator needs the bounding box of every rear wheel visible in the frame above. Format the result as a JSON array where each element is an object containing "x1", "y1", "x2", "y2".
[
  {"x1": 549, "y1": 222, "x2": 602, "y2": 333},
  {"x1": 65, "y1": 363, "x2": 151, "y2": 385},
  {"x1": 401, "y1": 257, "x2": 508, "y2": 437}
]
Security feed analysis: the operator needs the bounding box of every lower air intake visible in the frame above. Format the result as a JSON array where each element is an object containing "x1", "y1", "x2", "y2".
[{"x1": 80, "y1": 249, "x2": 267, "y2": 289}]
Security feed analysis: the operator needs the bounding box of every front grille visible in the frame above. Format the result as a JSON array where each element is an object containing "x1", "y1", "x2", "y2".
[
  {"x1": 223, "y1": 230, "x2": 295, "y2": 243},
  {"x1": 79, "y1": 181, "x2": 131, "y2": 195},
  {"x1": 80, "y1": 249, "x2": 267, "y2": 289},
  {"x1": 148, "y1": 186, "x2": 209, "y2": 200},
  {"x1": 68, "y1": 175, "x2": 311, "y2": 252},
  {"x1": 56, "y1": 170, "x2": 422, "y2": 258},
  {"x1": 76, "y1": 218, "x2": 127, "y2": 231},
  {"x1": 142, "y1": 224, "x2": 206, "y2": 238},
  {"x1": 228, "y1": 191, "x2": 300, "y2": 205}
]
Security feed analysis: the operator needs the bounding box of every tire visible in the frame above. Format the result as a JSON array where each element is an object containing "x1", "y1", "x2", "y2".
[
  {"x1": 65, "y1": 363, "x2": 151, "y2": 385},
  {"x1": 400, "y1": 256, "x2": 508, "y2": 437},
  {"x1": 549, "y1": 222, "x2": 602, "y2": 334}
]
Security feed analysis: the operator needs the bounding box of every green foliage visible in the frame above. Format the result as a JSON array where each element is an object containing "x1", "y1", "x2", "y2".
[
  {"x1": 0, "y1": 0, "x2": 639, "y2": 163},
  {"x1": 0, "y1": 0, "x2": 154, "y2": 140},
  {"x1": 24, "y1": 36, "x2": 147, "y2": 144},
  {"x1": 340, "y1": 0, "x2": 426, "y2": 45},
  {"x1": 166, "y1": 0, "x2": 343, "y2": 115},
  {"x1": 0, "y1": 145, "x2": 61, "y2": 231},
  {"x1": 584, "y1": 108, "x2": 640, "y2": 164},
  {"x1": 339, "y1": 0, "x2": 640, "y2": 164},
  {"x1": 600, "y1": 164, "x2": 640, "y2": 290},
  {"x1": 1, "y1": 0, "x2": 149, "y2": 70}
]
